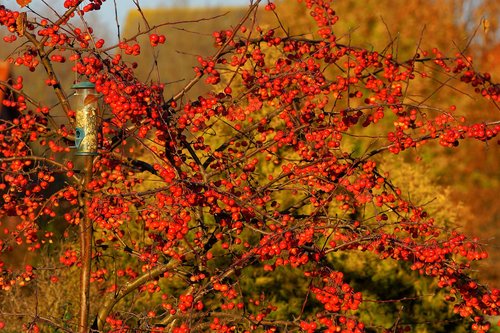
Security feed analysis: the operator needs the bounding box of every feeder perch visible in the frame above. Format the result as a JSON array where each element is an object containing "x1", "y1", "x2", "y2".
[{"x1": 72, "y1": 81, "x2": 99, "y2": 156}]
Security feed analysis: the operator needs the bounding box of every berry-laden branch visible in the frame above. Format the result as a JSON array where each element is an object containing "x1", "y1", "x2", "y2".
[
  {"x1": 0, "y1": 0, "x2": 500, "y2": 333},
  {"x1": 96, "y1": 259, "x2": 181, "y2": 331}
]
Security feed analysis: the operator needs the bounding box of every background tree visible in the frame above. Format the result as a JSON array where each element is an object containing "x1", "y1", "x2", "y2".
[{"x1": 0, "y1": 1, "x2": 499, "y2": 333}]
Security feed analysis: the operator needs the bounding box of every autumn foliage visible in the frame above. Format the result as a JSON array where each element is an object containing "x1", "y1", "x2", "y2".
[{"x1": 0, "y1": 0, "x2": 500, "y2": 332}]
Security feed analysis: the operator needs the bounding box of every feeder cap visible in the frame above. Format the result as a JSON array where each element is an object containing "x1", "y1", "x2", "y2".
[{"x1": 71, "y1": 81, "x2": 95, "y2": 89}]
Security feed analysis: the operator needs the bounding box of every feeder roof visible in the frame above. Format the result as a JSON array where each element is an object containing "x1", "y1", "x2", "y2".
[{"x1": 71, "y1": 81, "x2": 95, "y2": 89}]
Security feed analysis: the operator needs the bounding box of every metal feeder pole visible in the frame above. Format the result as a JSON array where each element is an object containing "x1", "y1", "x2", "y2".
[{"x1": 72, "y1": 81, "x2": 98, "y2": 333}]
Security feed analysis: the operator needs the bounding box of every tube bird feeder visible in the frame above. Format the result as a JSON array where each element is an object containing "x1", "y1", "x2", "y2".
[{"x1": 72, "y1": 81, "x2": 99, "y2": 156}]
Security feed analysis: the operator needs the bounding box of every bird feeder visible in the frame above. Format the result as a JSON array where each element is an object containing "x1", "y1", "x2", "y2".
[{"x1": 72, "y1": 81, "x2": 99, "y2": 155}]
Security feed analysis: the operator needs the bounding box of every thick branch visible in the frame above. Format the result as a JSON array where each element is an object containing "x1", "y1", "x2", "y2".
[
  {"x1": 96, "y1": 260, "x2": 180, "y2": 331},
  {"x1": 79, "y1": 155, "x2": 94, "y2": 333}
]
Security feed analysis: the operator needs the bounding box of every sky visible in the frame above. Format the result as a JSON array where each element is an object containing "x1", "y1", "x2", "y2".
[
  {"x1": 27, "y1": 1, "x2": 250, "y2": 28},
  {"x1": 98, "y1": 0, "x2": 249, "y2": 39},
  {"x1": 97, "y1": 0, "x2": 250, "y2": 24},
  {"x1": 23, "y1": 0, "x2": 250, "y2": 42}
]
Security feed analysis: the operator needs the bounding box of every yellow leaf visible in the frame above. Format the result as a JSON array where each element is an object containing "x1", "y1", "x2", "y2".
[
  {"x1": 483, "y1": 19, "x2": 490, "y2": 34},
  {"x1": 16, "y1": 0, "x2": 32, "y2": 7},
  {"x1": 16, "y1": 12, "x2": 27, "y2": 36}
]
